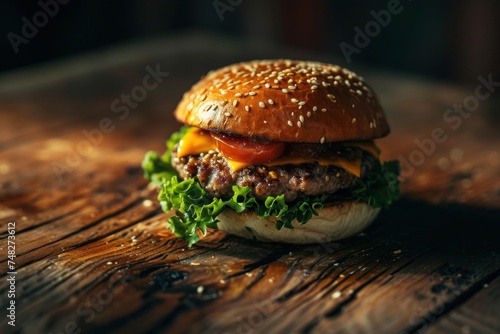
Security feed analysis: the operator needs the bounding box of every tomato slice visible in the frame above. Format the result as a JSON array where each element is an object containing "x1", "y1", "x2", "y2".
[{"x1": 211, "y1": 132, "x2": 286, "y2": 164}]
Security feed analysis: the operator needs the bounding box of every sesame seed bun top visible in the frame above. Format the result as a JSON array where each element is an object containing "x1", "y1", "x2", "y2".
[{"x1": 174, "y1": 60, "x2": 390, "y2": 143}]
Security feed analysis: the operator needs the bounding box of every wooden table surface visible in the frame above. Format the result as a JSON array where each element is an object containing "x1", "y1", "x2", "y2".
[{"x1": 1, "y1": 34, "x2": 499, "y2": 334}]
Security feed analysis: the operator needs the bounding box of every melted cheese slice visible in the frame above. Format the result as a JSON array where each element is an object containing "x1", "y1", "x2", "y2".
[
  {"x1": 225, "y1": 156, "x2": 363, "y2": 177},
  {"x1": 177, "y1": 128, "x2": 215, "y2": 158},
  {"x1": 347, "y1": 141, "x2": 380, "y2": 159},
  {"x1": 176, "y1": 127, "x2": 378, "y2": 177}
]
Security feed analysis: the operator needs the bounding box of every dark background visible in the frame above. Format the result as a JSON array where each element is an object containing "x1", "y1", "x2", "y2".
[{"x1": 0, "y1": 0, "x2": 499, "y2": 85}]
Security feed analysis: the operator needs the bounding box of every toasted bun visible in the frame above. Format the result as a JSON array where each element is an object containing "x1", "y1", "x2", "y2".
[
  {"x1": 175, "y1": 60, "x2": 389, "y2": 143},
  {"x1": 216, "y1": 201, "x2": 380, "y2": 244}
]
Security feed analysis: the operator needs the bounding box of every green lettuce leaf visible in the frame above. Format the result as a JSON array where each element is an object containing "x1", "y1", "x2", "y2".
[
  {"x1": 143, "y1": 128, "x2": 400, "y2": 246},
  {"x1": 351, "y1": 160, "x2": 400, "y2": 208},
  {"x1": 157, "y1": 175, "x2": 330, "y2": 246},
  {"x1": 141, "y1": 126, "x2": 190, "y2": 186}
]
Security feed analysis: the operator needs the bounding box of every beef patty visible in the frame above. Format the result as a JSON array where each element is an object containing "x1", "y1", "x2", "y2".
[{"x1": 171, "y1": 143, "x2": 376, "y2": 202}]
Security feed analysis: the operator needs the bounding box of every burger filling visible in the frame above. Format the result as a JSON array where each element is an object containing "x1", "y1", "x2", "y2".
[
  {"x1": 172, "y1": 137, "x2": 376, "y2": 202},
  {"x1": 142, "y1": 126, "x2": 400, "y2": 246}
]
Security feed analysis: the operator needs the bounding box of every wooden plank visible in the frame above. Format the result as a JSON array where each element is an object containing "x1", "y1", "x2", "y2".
[
  {"x1": 2, "y1": 198, "x2": 499, "y2": 333},
  {"x1": 0, "y1": 147, "x2": 152, "y2": 236},
  {"x1": 425, "y1": 275, "x2": 500, "y2": 334},
  {"x1": 0, "y1": 174, "x2": 154, "y2": 267}
]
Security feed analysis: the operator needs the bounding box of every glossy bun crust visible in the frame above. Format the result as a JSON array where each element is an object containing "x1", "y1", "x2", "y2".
[{"x1": 174, "y1": 60, "x2": 389, "y2": 143}]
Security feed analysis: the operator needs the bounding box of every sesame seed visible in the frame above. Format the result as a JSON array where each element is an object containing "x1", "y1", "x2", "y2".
[
  {"x1": 287, "y1": 120, "x2": 293, "y2": 126},
  {"x1": 345, "y1": 80, "x2": 351, "y2": 86},
  {"x1": 322, "y1": 81, "x2": 331, "y2": 87},
  {"x1": 307, "y1": 111, "x2": 311, "y2": 117},
  {"x1": 313, "y1": 106, "x2": 317, "y2": 112},
  {"x1": 332, "y1": 291, "x2": 342, "y2": 299},
  {"x1": 321, "y1": 108, "x2": 327, "y2": 112},
  {"x1": 200, "y1": 94, "x2": 207, "y2": 101},
  {"x1": 352, "y1": 118, "x2": 356, "y2": 123},
  {"x1": 268, "y1": 99, "x2": 274, "y2": 105},
  {"x1": 352, "y1": 104, "x2": 355, "y2": 108},
  {"x1": 298, "y1": 101, "x2": 305, "y2": 106},
  {"x1": 248, "y1": 91, "x2": 256, "y2": 96},
  {"x1": 335, "y1": 75, "x2": 342, "y2": 80},
  {"x1": 235, "y1": 92, "x2": 242, "y2": 97},
  {"x1": 288, "y1": 79, "x2": 293, "y2": 83},
  {"x1": 299, "y1": 115, "x2": 304, "y2": 122},
  {"x1": 311, "y1": 85, "x2": 318, "y2": 90},
  {"x1": 320, "y1": 137, "x2": 325, "y2": 144},
  {"x1": 263, "y1": 120, "x2": 267, "y2": 124},
  {"x1": 227, "y1": 85, "x2": 234, "y2": 90},
  {"x1": 291, "y1": 112, "x2": 294, "y2": 116},
  {"x1": 274, "y1": 79, "x2": 279, "y2": 84},
  {"x1": 259, "y1": 102, "x2": 265, "y2": 108},
  {"x1": 253, "y1": 85, "x2": 261, "y2": 90},
  {"x1": 288, "y1": 85, "x2": 296, "y2": 90},
  {"x1": 232, "y1": 100, "x2": 238, "y2": 107},
  {"x1": 245, "y1": 105, "x2": 251, "y2": 112},
  {"x1": 291, "y1": 98, "x2": 298, "y2": 103},
  {"x1": 224, "y1": 112, "x2": 231, "y2": 117},
  {"x1": 327, "y1": 94, "x2": 335, "y2": 99},
  {"x1": 297, "y1": 121, "x2": 302, "y2": 127},
  {"x1": 356, "y1": 90, "x2": 363, "y2": 95},
  {"x1": 333, "y1": 81, "x2": 339, "y2": 86},
  {"x1": 265, "y1": 83, "x2": 271, "y2": 88},
  {"x1": 369, "y1": 121, "x2": 373, "y2": 128},
  {"x1": 282, "y1": 89, "x2": 289, "y2": 93}
]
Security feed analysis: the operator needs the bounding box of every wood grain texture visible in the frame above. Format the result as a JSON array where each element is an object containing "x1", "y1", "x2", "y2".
[{"x1": 0, "y1": 34, "x2": 499, "y2": 334}]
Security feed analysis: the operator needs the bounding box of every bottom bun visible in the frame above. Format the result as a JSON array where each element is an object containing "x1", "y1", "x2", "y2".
[{"x1": 216, "y1": 201, "x2": 380, "y2": 244}]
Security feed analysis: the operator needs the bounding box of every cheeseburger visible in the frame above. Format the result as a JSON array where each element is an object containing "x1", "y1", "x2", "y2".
[{"x1": 143, "y1": 60, "x2": 400, "y2": 246}]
